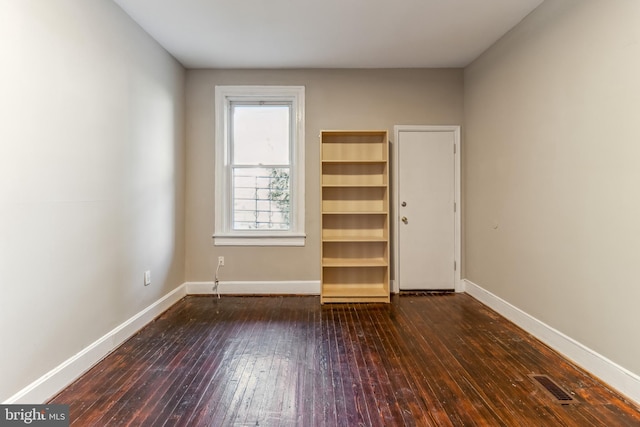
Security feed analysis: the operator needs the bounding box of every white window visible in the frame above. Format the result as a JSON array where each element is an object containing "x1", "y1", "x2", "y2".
[{"x1": 214, "y1": 86, "x2": 305, "y2": 246}]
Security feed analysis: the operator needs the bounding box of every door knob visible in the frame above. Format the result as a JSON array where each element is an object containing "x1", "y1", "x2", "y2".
[{"x1": 401, "y1": 216, "x2": 408, "y2": 224}]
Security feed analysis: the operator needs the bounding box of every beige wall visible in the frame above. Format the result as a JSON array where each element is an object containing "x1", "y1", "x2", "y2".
[
  {"x1": 185, "y1": 69, "x2": 463, "y2": 282},
  {"x1": 0, "y1": 1, "x2": 185, "y2": 401},
  {"x1": 465, "y1": 0, "x2": 640, "y2": 375}
]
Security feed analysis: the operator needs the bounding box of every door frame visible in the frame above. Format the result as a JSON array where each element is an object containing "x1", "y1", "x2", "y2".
[{"x1": 392, "y1": 125, "x2": 462, "y2": 293}]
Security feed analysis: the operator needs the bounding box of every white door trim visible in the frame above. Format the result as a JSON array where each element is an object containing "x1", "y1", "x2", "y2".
[{"x1": 393, "y1": 125, "x2": 462, "y2": 293}]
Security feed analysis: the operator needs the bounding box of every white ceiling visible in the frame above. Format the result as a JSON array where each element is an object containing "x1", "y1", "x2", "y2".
[{"x1": 112, "y1": 0, "x2": 543, "y2": 69}]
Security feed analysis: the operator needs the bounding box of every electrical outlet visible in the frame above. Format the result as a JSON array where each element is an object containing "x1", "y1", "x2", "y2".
[
  {"x1": 144, "y1": 270, "x2": 151, "y2": 286},
  {"x1": 218, "y1": 256, "x2": 225, "y2": 266}
]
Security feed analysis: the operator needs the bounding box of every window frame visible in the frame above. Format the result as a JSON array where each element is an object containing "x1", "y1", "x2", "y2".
[{"x1": 213, "y1": 85, "x2": 305, "y2": 246}]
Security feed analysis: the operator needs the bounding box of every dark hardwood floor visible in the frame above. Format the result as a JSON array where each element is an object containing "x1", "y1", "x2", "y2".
[{"x1": 50, "y1": 294, "x2": 640, "y2": 426}]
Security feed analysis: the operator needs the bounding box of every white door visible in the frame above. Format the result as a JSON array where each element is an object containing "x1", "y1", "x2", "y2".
[{"x1": 394, "y1": 126, "x2": 460, "y2": 291}]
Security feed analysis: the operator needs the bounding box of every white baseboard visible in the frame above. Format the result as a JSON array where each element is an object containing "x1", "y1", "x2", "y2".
[
  {"x1": 4, "y1": 284, "x2": 187, "y2": 404},
  {"x1": 463, "y1": 279, "x2": 640, "y2": 406},
  {"x1": 186, "y1": 280, "x2": 320, "y2": 295}
]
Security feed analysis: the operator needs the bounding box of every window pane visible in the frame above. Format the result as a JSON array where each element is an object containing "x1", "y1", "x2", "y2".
[
  {"x1": 232, "y1": 104, "x2": 290, "y2": 165},
  {"x1": 232, "y1": 167, "x2": 291, "y2": 230}
]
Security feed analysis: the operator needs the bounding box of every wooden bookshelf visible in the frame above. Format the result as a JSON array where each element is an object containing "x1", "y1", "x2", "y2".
[{"x1": 320, "y1": 130, "x2": 390, "y2": 304}]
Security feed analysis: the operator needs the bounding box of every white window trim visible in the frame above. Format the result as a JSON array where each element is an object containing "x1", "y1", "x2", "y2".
[{"x1": 213, "y1": 85, "x2": 305, "y2": 246}]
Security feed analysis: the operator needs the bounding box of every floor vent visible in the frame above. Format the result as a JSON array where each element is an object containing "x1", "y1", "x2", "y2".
[
  {"x1": 529, "y1": 374, "x2": 577, "y2": 404},
  {"x1": 399, "y1": 291, "x2": 454, "y2": 296}
]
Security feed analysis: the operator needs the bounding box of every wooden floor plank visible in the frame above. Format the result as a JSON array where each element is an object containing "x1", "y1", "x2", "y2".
[
  {"x1": 402, "y1": 295, "x2": 541, "y2": 425},
  {"x1": 363, "y1": 305, "x2": 431, "y2": 426},
  {"x1": 317, "y1": 306, "x2": 339, "y2": 426},
  {"x1": 144, "y1": 298, "x2": 236, "y2": 427},
  {"x1": 394, "y1": 298, "x2": 490, "y2": 426},
  {"x1": 352, "y1": 305, "x2": 405, "y2": 426},
  {"x1": 49, "y1": 294, "x2": 640, "y2": 426}
]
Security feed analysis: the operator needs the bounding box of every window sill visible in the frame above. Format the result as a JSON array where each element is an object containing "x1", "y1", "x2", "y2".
[{"x1": 213, "y1": 233, "x2": 306, "y2": 247}]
